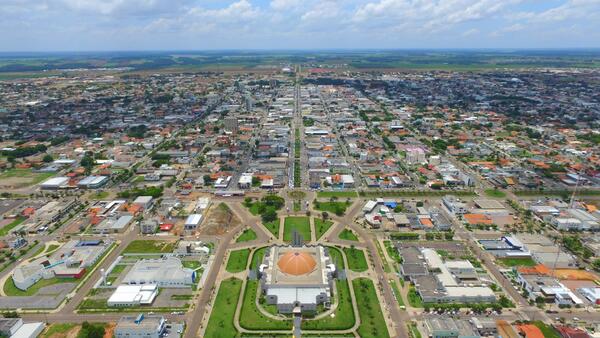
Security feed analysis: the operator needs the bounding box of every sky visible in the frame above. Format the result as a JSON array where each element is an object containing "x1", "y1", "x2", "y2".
[{"x1": 0, "y1": 0, "x2": 599, "y2": 51}]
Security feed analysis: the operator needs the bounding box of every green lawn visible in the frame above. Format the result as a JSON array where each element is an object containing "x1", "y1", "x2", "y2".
[
  {"x1": 236, "y1": 229, "x2": 257, "y2": 243},
  {"x1": 313, "y1": 201, "x2": 351, "y2": 215},
  {"x1": 3, "y1": 276, "x2": 77, "y2": 296},
  {"x1": 182, "y1": 260, "x2": 202, "y2": 270},
  {"x1": 314, "y1": 218, "x2": 334, "y2": 240},
  {"x1": 250, "y1": 247, "x2": 267, "y2": 270},
  {"x1": 0, "y1": 217, "x2": 26, "y2": 236},
  {"x1": 317, "y1": 191, "x2": 358, "y2": 198},
  {"x1": 204, "y1": 278, "x2": 242, "y2": 338},
  {"x1": 327, "y1": 246, "x2": 345, "y2": 269},
  {"x1": 384, "y1": 241, "x2": 402, "y2": 264},
  {"x1": 498, "y1": 257, "x2": 537, "y2": 267},
  {"x1": 302, "y1": 280, "x2": 355, "y2": 330},
  {"x1": 343, "y1": 247, "x2": 368, "y2": 272},
  {"x1": 283, "y1": 216, "x2": 311, "y2": 242},
  {"x1": 226, "y1": 249, "x2": 250, "y2": 273},
  {"x1": 89, "y1": 191, "x2": 109, "y2": 200},
  {"x1": 533, "y1": 321, "x2": 561, "y2": 338},
  {"x1": 262, "y1": 220, "x2": 280, "y2": 237},
  {"x1": 390, "y1": 280, "x2": 405, "y2": 307},
  {"x1": 338, "y1": 228, "x2": 359, "y2": 241},
  {"x1": 484, "y1": 189, "x2": 506, "y2": 198},
  {"x1": 122, "y1": 240, "x2": 175, "y2": 254},
  {"x1": 375, "y1": 240, "x2": 391, "y2": 273},
  {"x1": 240, "y1": 280, "x2": 292, "y2": 330},
  {"x1": 41, "y1": 323, "x2": 78, "y2": 338},
  {"x1": 0, "y1": 168, "x2": 54, "y2": 187},
  {"x1": 407, "y1": 285, "x2": 423, "y2": 308},
  {"x1": 408, "y1": 322, "x2": 422, "y2": 338},
  {"x1": 353, "y1": 278, "x2": 390, "y2": 338}
]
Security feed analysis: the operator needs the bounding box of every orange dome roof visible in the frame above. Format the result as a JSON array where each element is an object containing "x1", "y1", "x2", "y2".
[{"x1": 277, "y1": 251, "x2": 316, "y2": 276}]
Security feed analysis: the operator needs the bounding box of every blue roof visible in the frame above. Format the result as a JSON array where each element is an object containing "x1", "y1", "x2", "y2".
[{"x1": 384, "y1": 202, "x2": 397, "y2": 208}]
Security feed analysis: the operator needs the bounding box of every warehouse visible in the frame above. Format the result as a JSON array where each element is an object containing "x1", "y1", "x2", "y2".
[
  {"x1": 108, "y1": 284, "x2": 158, "y2": 307},
  {"x1": 77, "y1": 175, "x2": 109, "y2": 189},
  {"x1": 39, "y1": 176, "x2": 70, "y2": 190},
  {"x1": 122, "y1": 257, "x2": 195, "y2": 287}
]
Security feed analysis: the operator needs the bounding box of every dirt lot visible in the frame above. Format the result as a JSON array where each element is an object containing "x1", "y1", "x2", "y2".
[{"x1": 198, "y1": 202, "x2": 240, "y2": 236}]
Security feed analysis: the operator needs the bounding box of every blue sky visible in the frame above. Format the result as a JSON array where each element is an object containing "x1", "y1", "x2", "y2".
[{"x1": 0, "y1": 0, "x2": 599, "y2": 51}]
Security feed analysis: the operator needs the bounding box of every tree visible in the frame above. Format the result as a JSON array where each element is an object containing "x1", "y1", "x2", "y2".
[
  {"x1": 42, "y1": 154, "x2": 53, "y2": 163},
  {"x1": 261, "y1": 209, "x2": 277, "y2": 223},
  {"x1": 322, "y1": 212, "x2": 329, "y2": 220},
  {"x1": 80, "y1": 155, "x2": 94, "y2": 174}
]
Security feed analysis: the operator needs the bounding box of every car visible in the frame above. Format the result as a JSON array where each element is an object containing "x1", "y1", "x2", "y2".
[{"x1": 573, "y1": 317, "x2": 580, "y2": 321}]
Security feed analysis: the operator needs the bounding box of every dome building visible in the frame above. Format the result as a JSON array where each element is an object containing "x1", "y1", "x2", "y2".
[{"x1": 259, "y1": 245, "x2": 336, "y2": 314}]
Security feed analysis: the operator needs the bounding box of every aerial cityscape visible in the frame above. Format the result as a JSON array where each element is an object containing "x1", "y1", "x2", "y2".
[{"x1": 1, "y1": 2, "x2": 600, "y2": 338}]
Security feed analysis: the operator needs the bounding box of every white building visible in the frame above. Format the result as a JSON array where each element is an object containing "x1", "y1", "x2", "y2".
[
  {"x1": 238, "y1": 173, "x2": 253, "y2": 189},
  {"x1": 40, "y1": 176, "x2": 69, "y2": 190},
  {"x1": 108, "y1": 284, "x2": 159, "y2": 307},
  {"x1": 184, "y1": 214, "x2": 202, "y2": 230},
  {"x1": 122, "y1": 257, "x2": 195, "y2": 287}
]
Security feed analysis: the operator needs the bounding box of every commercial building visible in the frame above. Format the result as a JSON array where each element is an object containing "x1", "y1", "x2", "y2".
[
  {"x1": 0, "y1": 318, "x2": 45, "y2": 338},
  {"x1": 259, "y1": 245, "x2": 335, "y2": 314},
  {"x1": 39, "y1": 176, "x2": 69, "y2": 190},
  {"x1": 115, "y1": 314, "x2": 166, "y2": 338},
  {"x1": 184, "y1": 214, "x2": 202, "y2": 230},
  {"x1": 122, "y1": 257, "x2": 195, "y2": 287},
  {"x1": 108, "y1": 284, "x2": 159, "y2": 307},
  {"x1": 94, "y1": 214, "x2": 133, "y2": 234},
  {"x1": 12, "y1": 240, "x2": 112, "y2": 291},
  {"x1": 77, "y1": 175, "x2": 109, "y2": 189}
]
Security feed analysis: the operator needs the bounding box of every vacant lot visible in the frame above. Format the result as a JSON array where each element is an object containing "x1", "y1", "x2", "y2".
[
  {"x1": 122, "y1": 240, "x2": 176, "y2": 254},
  {"x1": 0, "y1": 169, "x2": 54, "y2": 188}
]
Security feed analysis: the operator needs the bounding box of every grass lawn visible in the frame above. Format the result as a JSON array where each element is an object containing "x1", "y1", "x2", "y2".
[
  {"x1": 262, "y1": 220, "x2": 280, "y2": 237},
  {"x1": 240, "y1": 280, "x2": 293, "y2": 330},
  {"x1": 338, "y1": 228, "x2": 359, "y2": 241},
  {"x1": 283, "y1": 216, "x2": 311, "y2": 242},
  {"x1": 353, "y1": 278, "x2": 390, "y2": 338},
  {"x1": 314, "y1": 218, "x2": 334, "y2": 240},
  {"x1": 327, "y1": 246, "x2": 345, "y2": 269},
  {"x1": 313, "y1": 201, "x2": 351, "y2": 215},
  {"x1": 250, "y1": 247, "x2": 268, "y2": 270},
  {"x1": 390, "y1": 280, "x2": 405, "y2": 307},
  {"x1": 533, "y1": 321, "x2": 561, "y2": 338},
  {"x1": 498, "y1": 257, "x2": 537, "y2": 267},
  {"x1": 0, "y1": 168, "x2": 54, "y2": 187},
  {"x1": 4, "y1": 276, "x2": 77, "y2": 296},
  {"x1": 41, "y1": 323, "x2": 78, "y2": 338},
  {"x1": 407, "y1": 285, "x2": 423, "y2": 308},
  {"x1": 343, "y1": 247, "x2": 368, "y2": 272},
  {"x1": 384, "y1": 241, "x2": 402, "y2": 264},
  {"x1": 408, "y1": 322, "x2": 422, "y2": 338},
  {"x1": 317, "y1": 191, "x2": 358, "y2": 198},
  {"x1": 0, "y1": 217, "x2": 26, "y2": 236},
  {"x1": 226, "y1": 249, "x2": 250, "y2": 273},
  {"x1": 484, "y1": 189, "x2": 506, "y2": 198},
  {"x1": 375, "y1": 240, "x2": 391, "y2": 273},
  {"x1": 204, "y1": 278, "x2": 242, "y2": 338},
  {"x1": 236, "y1": 228, "x2": 257, "y2": 243},
  {"x1": 302, "y1": 280, "x2": 355, "y2": 330},
  {"x1": 182, "y1": 261, "x2": 202, "y2": 270},
  {"x1": 89, "y1": 191, "x2": 109, "y2": 200},
  {"x1": 122, "y1": 240, "x2": 175, "y2": 254}
]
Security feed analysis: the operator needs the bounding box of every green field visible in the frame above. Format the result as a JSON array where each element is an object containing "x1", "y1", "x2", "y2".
[
  {"x1": 313, "y1": 201, "x2": 351, "y2": 215},
  {"x1": 533, "y1": 321, "x2": 561, "y2": 338},
  {"x1": 240, "y1": 280, "x2": 292, "y2": 330},
  {"x1": 283, "y1": 216, "x2": 311, "y2": 242},
  {"x1": 0, "y1": 168, "x2": 55, "y2": 187},
  {"x1": 204, "y1": 278, "x2": 242, "y2": 338},
  {"x1": 498, "y1": 257, "x2": 537, "y2": 267},
  {"x1": 40, "y1": 323, "x2": 78, "y2": 338},
  {"x1": 89, "y1": 191, "x2": 110, "y2": 200},
  {"x1": 327, "y1": 246, "x2": 345, "y2": 269},
  {"x1": 407, "y1": 285, "x2": 423, "y2": 308},
  {"x1": 3, "y1": 276, "x2": 77, "y2": 297},
  {"x1": 390, "y1": 280, "x2": 405, "y2": 307},
  {"x1": 0, "y1": 217, "x2": 26, "y2": 236},
  {"x1": 343, "y1": 247, "x2": 368, "y2": 272},
  {"x1": 236, "y1": 229, "x2": 257, "y2": 243},
  {"x1": 408, "y1": 322, "x2": 422, "y2": 338},
  {"x1": 302, "y1": 280, "x2": 355, "y2": 330},
  {"x1": 353, "y1": 278, "x2": 390, "y2": 338},
  {"x1": 122, "y1": 240, "x2": 175, "y2": 254},
  {"x1": 250, "y1": 247, "x2": 267, "y2": 270},
  {"x1": 314, "y1": 218, "x2": 334, "y2": 240},
  {"x1": 317, "y1": 191, "x2": 358, "y2": 198},
  {"x1": 484, "y1": 189, "x2": 506, "y2": 198},
  {"x1": 226, "y1": 249, "x2": 250, "y2": 273},
  {"x1": 338, "y1": 229, "x2": 359, "y2": 242},
  {"x1": 262, "y1": 220, "x2": 280, "y2": 237}
]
